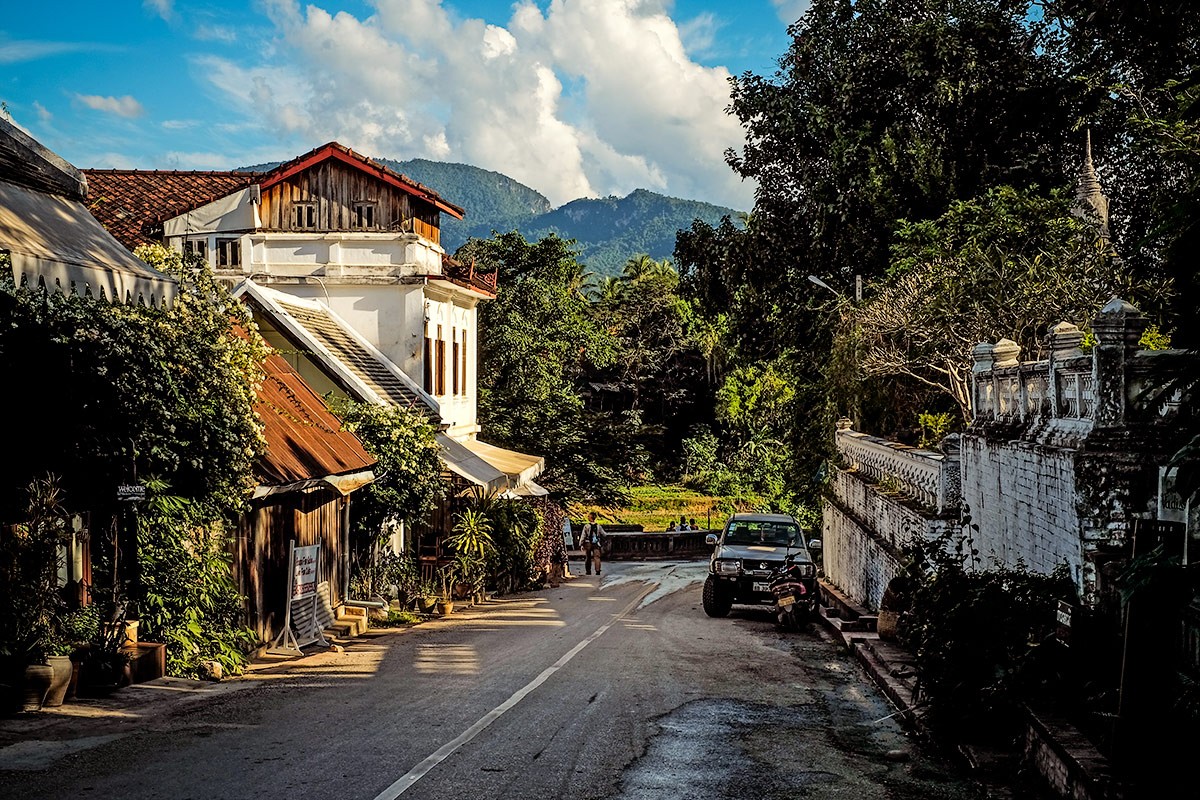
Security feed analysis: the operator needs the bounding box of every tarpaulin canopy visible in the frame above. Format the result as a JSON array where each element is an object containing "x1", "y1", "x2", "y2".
[{"x1": 1, "y1": 180, "x2": 178, "y2": 307}]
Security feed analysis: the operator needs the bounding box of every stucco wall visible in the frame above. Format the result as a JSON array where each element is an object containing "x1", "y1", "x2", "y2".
[
  {"x1": 822, "y1": 469, "x2": 950, "y2": 612},
  {"x1": 959, "y1": 436, "x2": 1084, "y2": 582}
]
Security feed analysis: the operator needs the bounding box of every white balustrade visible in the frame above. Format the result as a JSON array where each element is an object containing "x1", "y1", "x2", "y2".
[{"x1": 836, "y1": 430, "x2": 944, "y2": 510}]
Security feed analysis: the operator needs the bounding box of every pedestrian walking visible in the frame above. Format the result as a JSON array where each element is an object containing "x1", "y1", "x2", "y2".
[{"x1": 582, "y1": 511, "x2": 606, "y2": 575}]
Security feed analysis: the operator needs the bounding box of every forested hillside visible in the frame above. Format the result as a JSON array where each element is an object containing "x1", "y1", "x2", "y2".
[
  {"x1": 385, "y1": 160, "x2": 740, "y2": 275},
  {"x1": 521, "y1": 189, "x2": 738, "y2": 276}
]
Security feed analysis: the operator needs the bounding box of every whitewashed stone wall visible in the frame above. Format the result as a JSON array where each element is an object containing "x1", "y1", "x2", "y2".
[
  {"x1": 822, "y1": 468, "x2": 955, "y2": 610},
  {"x1": 825, "y1": 298, "x2": 1190, "y2": 613},
  {"x1": 958, "y1": 438, "x2": 1083, "y2": 583}
]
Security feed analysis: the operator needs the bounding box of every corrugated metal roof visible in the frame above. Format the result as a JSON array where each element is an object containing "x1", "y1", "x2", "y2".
[{"x1": 255, "y1": 348, "x2": 377, "y2": 492}]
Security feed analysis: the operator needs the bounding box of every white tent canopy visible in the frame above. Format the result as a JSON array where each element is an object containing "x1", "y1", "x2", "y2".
[{"x1": 1, "y1": 180, "x2": 178, "y2": 307}]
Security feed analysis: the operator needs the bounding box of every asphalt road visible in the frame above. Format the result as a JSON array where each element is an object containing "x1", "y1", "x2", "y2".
[{"x1": 0, "y1": 559, "x2": 990, "y2": 799}]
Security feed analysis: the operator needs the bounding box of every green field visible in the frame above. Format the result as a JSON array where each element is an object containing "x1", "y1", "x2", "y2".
[{"x1": 571, "y1": 484, "x2": 762, "y2": 532}]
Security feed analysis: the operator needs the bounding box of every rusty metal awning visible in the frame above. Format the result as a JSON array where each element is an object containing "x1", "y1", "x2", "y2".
[{"x1": 1, "y1": 179, "x2": 178, "y2": 307}]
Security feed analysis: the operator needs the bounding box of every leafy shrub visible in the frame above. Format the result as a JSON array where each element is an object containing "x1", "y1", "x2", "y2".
[
  {"x1": 137, "y1": 480, "x2": 255, "y2": 679},
  {"x1": 898, "y1": 527, "x2": 1077, "y2": 741}
]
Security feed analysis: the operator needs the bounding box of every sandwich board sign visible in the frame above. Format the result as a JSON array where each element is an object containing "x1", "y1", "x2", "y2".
[{"x1": 268, "y1": 542, "x2": 330, "y2": 655}]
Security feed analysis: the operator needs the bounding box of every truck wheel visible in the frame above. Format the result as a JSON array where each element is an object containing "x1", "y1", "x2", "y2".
[{"x1": 703, "y1": 576, "x2": 732, "y2": 617}]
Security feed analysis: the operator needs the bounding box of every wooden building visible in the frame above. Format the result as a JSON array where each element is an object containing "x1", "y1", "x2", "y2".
[{"x1": 239, "y1": 348, "x2": 376, "y2": 646}]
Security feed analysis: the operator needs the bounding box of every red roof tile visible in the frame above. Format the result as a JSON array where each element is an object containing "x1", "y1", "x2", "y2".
[{"x1": 83, "y1": 169, "x2": 259, "y2": 250}]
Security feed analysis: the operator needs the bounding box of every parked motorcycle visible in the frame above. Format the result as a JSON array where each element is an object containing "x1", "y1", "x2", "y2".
[{"x1": 769, "y1": 551, "x2": 819, "y2": 629}]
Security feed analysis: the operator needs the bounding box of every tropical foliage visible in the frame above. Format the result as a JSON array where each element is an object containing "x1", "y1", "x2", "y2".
[
  {"x1": 0, "y1": 245, "x2": 267, "y2": 678},
  {"x1": 896, "y1": 527, "x2": 1079, "y2": 741},
  {"x1": 324, "y1": 397, "x2": 444, "y2": 543},
  {"x1": 136, "y1": 479, "x2": 255, "y2": 678}
]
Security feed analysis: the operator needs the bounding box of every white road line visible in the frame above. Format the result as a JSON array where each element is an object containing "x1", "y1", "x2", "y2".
[{"x1": 371, "y1": 584, "x2": 653, "y2": 800}]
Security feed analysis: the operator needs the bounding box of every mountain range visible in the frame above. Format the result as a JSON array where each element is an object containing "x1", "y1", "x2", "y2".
[{"x1": 242, "y1": 157, "x2": 743, "y2": 277}]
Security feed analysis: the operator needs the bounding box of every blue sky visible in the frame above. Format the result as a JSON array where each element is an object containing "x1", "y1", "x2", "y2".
[{"x1": 1, "y1": 1, "x2": 810, "y2": 210}]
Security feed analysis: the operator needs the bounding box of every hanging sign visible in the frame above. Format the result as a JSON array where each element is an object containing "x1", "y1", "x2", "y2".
[{"x1": 117, "y1": 484, "x2": 145, "y2": 502}]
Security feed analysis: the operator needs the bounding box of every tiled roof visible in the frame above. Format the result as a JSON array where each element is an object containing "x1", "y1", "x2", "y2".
[
  {"x1": 81, "y1": 142, "x2": 466, "y2": 250},
  {"x1": 255, "y1": 349, "x2": 377, "y2": 489},
  {"x1": 82, "y1": 170, "x2": 260, "y2": 249},
  {"x1": 440, "y1": 254, "x2": 498, "y2": 297}
]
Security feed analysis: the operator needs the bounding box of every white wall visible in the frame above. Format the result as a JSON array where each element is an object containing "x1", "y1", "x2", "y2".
[{"x1": 958, "y1": 437, "x2": 1084, "y2": 582}]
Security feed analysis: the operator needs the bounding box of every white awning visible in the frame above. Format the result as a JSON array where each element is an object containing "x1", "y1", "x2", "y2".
[
  {"x1": 0, "y1": 180, "x2": 178, "y2": 307},
  {"x1": 437, "y1": 433, "x2": 509, "y2": 493},
  {"x1": 506, "y1": 480, "x2": 549, "y2": 498},
  {"x1": 461, "y1": 439, "x2": 545, "y2": 488}
]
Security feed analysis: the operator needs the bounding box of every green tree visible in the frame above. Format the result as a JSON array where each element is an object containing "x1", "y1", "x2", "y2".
[
  {"x1": 842, "y1": 186, "x2": 1147, "y2": 421},
  {"x1": 1, "y1": 247, "x2": 267, "y2": 673},
  {"x1": 727, "y1": 0, "x2": 1072, "y2": 298},
  {"x1": 0, "y1": 244, "x2": 265, "y2": 526},
  {"x1": 324, "y1": 397, "x2": 444, "y2": 541},
  {"x1": 454, "y1": 232, "x2": 622, "y2": 501}
]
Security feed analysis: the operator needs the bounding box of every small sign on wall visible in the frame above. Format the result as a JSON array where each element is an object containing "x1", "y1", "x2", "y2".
[
  {"x1": 1055, "y1": 600, "x2": 1072, "y2": 647},
  {"x1": 117, "y1": 484, "x2": 145, "y2": 502}
]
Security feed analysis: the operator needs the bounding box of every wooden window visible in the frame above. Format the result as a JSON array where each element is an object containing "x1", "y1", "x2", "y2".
[
  {"x1": 423, "y1": 326, "x2": 433, "y2": 394},
  {"x1": 184, "y1": 238, "x2": 207, "y2": 259},
  {"x1": 435, "y1": 325, "x2": 446, "y2": 396},
  {"x1": 460, "y1": 329, "x2": 468, "y2": 395},
  {"x1": 451, "y1": 330, "x2": 459, "y2": 396},
  {"x1": 216, "y1": 238, "x2": 241, "y2": 267},
  {"x1": 294, "y1": 203, "x2": 316, "y2": 229},
  {"x1": 352, "y1": 202, "x2": 376, "y2": 230}
]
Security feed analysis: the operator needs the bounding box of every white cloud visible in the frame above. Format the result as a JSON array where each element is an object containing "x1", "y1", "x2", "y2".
[
  {"x1": 194, "y1": 0, "x2": 753, "y2": 209},
  {"x1": 194, "y1": 24, "x2": 237, "y2": 44},
  {"x1": 144, "y1": 0, "x2": 174, "y2": 22},
  {"x1": 33, "y1": 101, "x2": 52, "y2": 125},
  {"x1": 0, "y1": 38, "x2": 117, "y2": 64},
  {"x1": 770, "y1": 0, "x2": 812, "y2": 25},
  {"x1": 75, "y1": 94, "x2": 145, "y2": 118}
]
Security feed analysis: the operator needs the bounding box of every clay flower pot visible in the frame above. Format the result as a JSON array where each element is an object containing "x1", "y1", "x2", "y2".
[
  {"x1": 21, "y1": 663, "x2": 54, "y2": 713},
  {"x1": 42, "y1": 655, "x2": 73, "y2": 707}
]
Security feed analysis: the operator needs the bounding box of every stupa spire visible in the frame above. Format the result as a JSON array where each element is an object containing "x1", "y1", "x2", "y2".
[{"x1": 1074, "y1": 128, "x2": 1110, "y2": 237}]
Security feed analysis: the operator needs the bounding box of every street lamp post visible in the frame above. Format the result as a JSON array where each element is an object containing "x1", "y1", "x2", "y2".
[{"x1": 807, "y1": 274, "x2": 861, "y2": 302}]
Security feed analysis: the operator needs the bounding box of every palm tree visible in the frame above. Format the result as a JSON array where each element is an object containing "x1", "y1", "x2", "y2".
[
  {"x1": 593, "y1": 275, "x2": 625, "y2": 305},
  {"x1": 566, "y1": 262, "x2": 596, "y2": 300},
  {"x1": 621, "y1": 253, "x2": 658, "y2": 282}
]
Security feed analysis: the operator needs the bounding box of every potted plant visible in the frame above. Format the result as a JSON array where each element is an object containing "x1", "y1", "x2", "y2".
[
  {"x1": 436, "y1": 562, "x2": 460, "y2": 616},
  {"x1": 415, "y1": 577, "x2": 440, "y2": 614},
  {"x1": 0, "y1": 476, "x2": 72, "y2": 715},
  {"x1": 76, "y1": 600, "x2": 133, "y2": 697},
  {"x1": 446, "y1": 508, "x2": 495, "y2": 605}
]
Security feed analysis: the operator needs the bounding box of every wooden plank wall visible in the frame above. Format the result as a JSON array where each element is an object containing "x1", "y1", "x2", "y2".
[
  {"x1": 233, "y1": 486, "x2": 347, "y2": 646},
  {"x1": 260, "y1": 161, "x2": 441, "y2": 245}
]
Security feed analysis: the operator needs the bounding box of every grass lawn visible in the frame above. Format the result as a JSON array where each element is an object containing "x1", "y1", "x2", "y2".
[{"x1": 571, "y1": 484, "x2": 764, "y2": 532}]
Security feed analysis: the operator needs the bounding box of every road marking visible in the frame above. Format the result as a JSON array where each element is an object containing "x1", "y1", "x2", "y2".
[{"x1": 372, "y1": 585, "x2": 654, "y2": 800}]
